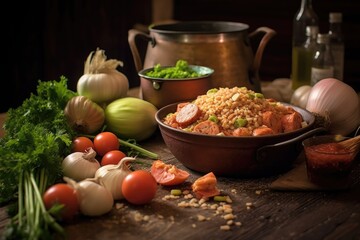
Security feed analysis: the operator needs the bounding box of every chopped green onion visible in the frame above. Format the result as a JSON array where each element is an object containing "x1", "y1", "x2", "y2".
[
  {"x1": 170, "y1": 189, "x2": 182, "y2": 196},
  {"x1": 248, "y1": 93, "x2": 255, "y2": 99},
  {"x1": 255, "y1": 93, "x2": 264, "y2": 98},
  {"x1": 214, "y1": 196, "x2": 227, "y2": 202},
  {"x1": 207, "y1": 88, "x2": 218, "y2": 95},
  {"x1": 234, "y1": 118, "x2": 248, "y2": 128},
  {"x1": 208, "y1": 115, "x2": 219, "y2": 123}
]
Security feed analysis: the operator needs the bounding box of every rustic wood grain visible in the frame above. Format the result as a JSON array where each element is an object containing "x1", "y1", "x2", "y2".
[{"x1": 1, "y1": 118, "x2": 360, "y2": 240}]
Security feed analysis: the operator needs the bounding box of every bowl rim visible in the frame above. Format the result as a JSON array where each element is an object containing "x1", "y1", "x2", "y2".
[
  {"x1": 302, "y1": 135, "x2": 355, "y2": 155},
  {"x1": 155, "y1": 102, "x2": 316, "y2": 140},
  {"x1": 138, "y1": 65, "x2": 214, "y2": 81}
]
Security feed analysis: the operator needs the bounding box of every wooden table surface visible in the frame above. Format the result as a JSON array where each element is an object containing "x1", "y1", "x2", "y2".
[{"x1": 1, "y1": 110, "x2": 360, "y2": 240}]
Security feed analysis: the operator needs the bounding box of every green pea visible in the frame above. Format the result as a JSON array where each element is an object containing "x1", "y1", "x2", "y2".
[{"x1": 254, "y1": 93, "x2": 264, "y2": 98}]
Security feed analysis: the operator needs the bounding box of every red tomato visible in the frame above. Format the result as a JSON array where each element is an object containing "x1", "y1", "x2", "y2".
[
  {"x1": 43, "y1": 183, "x2": 79, "y2": 221},
  {"x1": 93, "y1": 132, "x2": 120, "y2": 156},
  {"x1": 101, "y1": 150, "x2": 126, "y2": 166},
  {"x1": 150, "y1": 160, "x2": 190, "y2": 186},
  {"x1": 122, "y1": 170, "x2": 158, "y2": 205},
  {"x1": 71, "y1": 136, "x2": 94, "y2": 153}
]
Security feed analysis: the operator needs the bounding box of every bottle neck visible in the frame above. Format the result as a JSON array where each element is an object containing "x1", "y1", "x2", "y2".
[
  {"x1": 293, "y1": 0, "x2": 318, "y2": 47},
  {"x1": 301, "y1": 0, "x2": 313, "y2": 10},
  {"x1": 298, "y1": 0, "x2": 317, "y2": 20}
]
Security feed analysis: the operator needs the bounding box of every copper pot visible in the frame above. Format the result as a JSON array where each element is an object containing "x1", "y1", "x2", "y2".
[
  {"x1": 138, "y1": 65, "x2": 214, "y2": 109},
  {"x1": 128, "y1": 21, "x2": 276, "y2": 93},
  {"x1": 155, "y1": 102, "x2": 327, "y2": 177}
]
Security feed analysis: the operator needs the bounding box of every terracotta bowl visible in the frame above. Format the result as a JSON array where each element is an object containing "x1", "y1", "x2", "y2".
[
  {"x1": 155, "y1": 102, "x2": 324, "y2": 178},
  {"x1": 138, "y1": 65, "x2": 214, "y2": 109}
]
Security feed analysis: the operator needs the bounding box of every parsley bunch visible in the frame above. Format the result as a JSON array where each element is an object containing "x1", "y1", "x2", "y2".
[{"x1": 0, "y1": 76, "x2": 77, "y2": 239}]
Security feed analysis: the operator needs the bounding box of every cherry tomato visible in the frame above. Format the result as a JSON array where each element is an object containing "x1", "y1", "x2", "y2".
[
  {"x1": 43, "y1": 183, "x2": 79, "y2": 221},
  {"x1": 101, "y1": 150, "x2": 126, "y2": 166},
  {"x1": 93, "y1": 132, "x2": 120, "y2": 156},
  {"x1": 150, "y1": 160, "x2": 190, "y2": 186},
  {"x1": 122, "y1": 170, "x2": 158, "y2": 205},
  {"x1": 71, "y1": 136, "x2": 94, "y2": 153}
]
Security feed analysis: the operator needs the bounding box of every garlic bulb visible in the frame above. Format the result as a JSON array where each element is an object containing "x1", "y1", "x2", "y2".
[
  {"x1": 290, "y1": 85, "x2": 312, "y2": 109},
  {"x1": 95, "y1": 157, "x2": 135, "y2": 200},
  {"x1": 77, "y1": 48, "x2": 129, "y2": 104},
  {"x1": 305, "y1": 78, "x2": 360, "y2": 136},
  {"x1": 64, "y1": 177, "x2": 113, "y2": 217},
  {"x1": 64, "y1": 96, "x2": 105, "y2": 134},
  {"x1": 62, "y1": 147, "x2": 100, "y2": 181}
]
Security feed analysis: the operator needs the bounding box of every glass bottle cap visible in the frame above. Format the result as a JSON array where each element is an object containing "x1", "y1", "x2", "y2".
[{"x1": 329, "y1": 12, "x2": 342, "y2": 23}]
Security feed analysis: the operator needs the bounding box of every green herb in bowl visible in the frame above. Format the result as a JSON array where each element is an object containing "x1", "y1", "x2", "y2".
[{"x1": 145, "y1": 60, "x2": 206, "y2": 79}]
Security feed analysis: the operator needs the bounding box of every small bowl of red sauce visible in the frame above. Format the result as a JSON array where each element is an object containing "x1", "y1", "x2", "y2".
[{"x1": 302, "y1": 135, "x2": 358, "y2": 186}]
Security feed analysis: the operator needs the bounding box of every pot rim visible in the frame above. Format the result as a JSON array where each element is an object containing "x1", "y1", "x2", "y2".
[
  {"x1": 149, "y1": 21, "x2": 250, "y2": 34},
  {"x1": 138, "y1": 65, "x2": 214, "y2": 81}
]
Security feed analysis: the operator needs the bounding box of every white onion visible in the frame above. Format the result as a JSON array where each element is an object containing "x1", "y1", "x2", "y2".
[
  {"x1": 306, "y1": 78, "x2": 360, "y2": 136},
  {"x1": 77, "y1": 48, "x2": 129, "y2": 105}
]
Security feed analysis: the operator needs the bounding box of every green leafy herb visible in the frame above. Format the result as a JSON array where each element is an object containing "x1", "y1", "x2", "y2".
[
  {"x1": 0, "y1": 76, "x2": 77, "y2": 239},
  {"x1": 145, "y1": 59, "x2": 203, "y2": 79}
]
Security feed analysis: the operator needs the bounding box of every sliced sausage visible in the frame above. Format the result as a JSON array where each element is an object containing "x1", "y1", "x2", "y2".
[
  {"x1": 232, "y1": 127, "x2": 252, "y2": 136},
  {"x1": 193, "y1": 120, "x2": 220, "y2": 135},
  {"x1": 192, "y1": 172, "x2": 220, "y2": 199},
  {"x1": 261, "y1": 111, "x2": 282, "y2": 133},
  {"x1": 253, "y1": 126, "x2": 274, "y2": 136},
  {"x1": 176, "y1": 102, "x2": 190, "y2": 112},
  {"x1": 281, "y1": 111, "x2": 303, "y2": 132},
  {"x1": 175, "y1": 103, "x2": 201, "y2": 127}
]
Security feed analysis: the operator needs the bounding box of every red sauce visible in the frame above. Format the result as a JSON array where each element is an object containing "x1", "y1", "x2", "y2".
[
  {"x1": 309, "y1": 142, "x2": 350, "y2": 154},
  {"x1": 304, "y1": 142, "x2": 354, "y2": 186}
]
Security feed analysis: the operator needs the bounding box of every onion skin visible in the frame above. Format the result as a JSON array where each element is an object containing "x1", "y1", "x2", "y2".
[
  {"x1": 306, "y1": 78, "x2": 360, "y2": 136},
  {"x1": 64, "y1": 96, "x2": 105, "y2": 134},
  {"x1": 64, "y1": 177, "x2": 114, "y2": 217},
  {"x1": 77, "y1": 70, "x2": 129, "y2": 104},
  {"x1": 290, "y1": 85, "x2": 312, "y2": 109},
  {"x1": 77, "y1": 48, "x2": 129, "y2": 105},
  {"x1": 62, "y1": 147, "x2": 100, "y2": 181},
  {"x1": 105, "y1": 97, "x2": 158, "y2": 141}
]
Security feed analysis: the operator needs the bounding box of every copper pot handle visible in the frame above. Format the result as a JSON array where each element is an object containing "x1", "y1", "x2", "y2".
[
  {"x1": 128, "y1": 29, "x2": 154, "y2": 72},
  {"x1": 249, "y1": 27, "x2": 277, "y2": 80}
]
